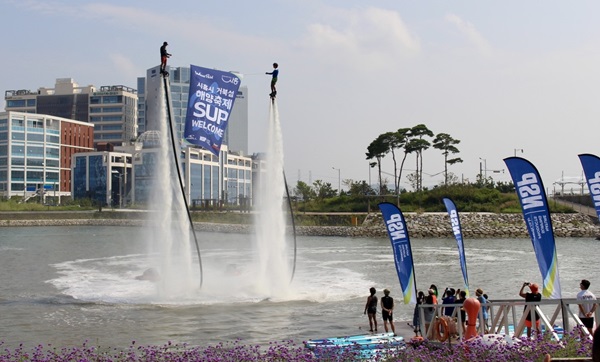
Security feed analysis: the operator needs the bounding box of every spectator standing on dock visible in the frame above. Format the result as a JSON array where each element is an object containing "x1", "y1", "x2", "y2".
[
  {"x1": 475, "y1": 288, "x2": 489, "y2": 333},
  {"x1": 519, "y1": 282, "x2": 542, "y2": 337},
  {"x1": 424, "y1": 288, "x2": 437, "y2": 337},
  {"x1": 381, "y1": 289, "x2": 396, "y2": 336},
  {"x1": 442, "y1": 288, "x2": 456, "y2": 317},
  {"x1": 412, "y1": 290, "x2": 425, "y2": 336},
  {"x1": 577, "y1": 279, "x2": 597, "y2": 335},
  {"x1": 364, "y1": 287, "x2": 378, "y2": 332},
  {"x1": 430, "y1": 284, "x2": 439, "y2": 299},
  {"x1": 456, "y1": 290, "x2": 467, "y2": 335}
]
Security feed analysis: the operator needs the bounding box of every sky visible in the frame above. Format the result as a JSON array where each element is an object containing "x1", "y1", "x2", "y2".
[{"x1": 3, "y1": 0, "x2": 600, "y2": 194}]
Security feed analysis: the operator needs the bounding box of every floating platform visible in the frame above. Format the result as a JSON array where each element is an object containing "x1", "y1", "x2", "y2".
[{"x1": 305, "y1": 332, "x2": 405, "y2": 359}]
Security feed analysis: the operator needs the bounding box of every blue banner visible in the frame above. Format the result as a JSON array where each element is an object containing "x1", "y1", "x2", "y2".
[
  {"x1": 504, "y1": 157, "x2": 561, "y2": 299},
  {"x1": 578, "y1": 154, "x2": 600, "y2": 222},
  {"x1": 378, "y1": 202, "x2": 417, "y2": 304},
  {"x1": 184, "y1": 64, "x2": 241, "y2": 156},
  {"x1": 443, "y1": 197, "x2": 470, "y2": 297}
]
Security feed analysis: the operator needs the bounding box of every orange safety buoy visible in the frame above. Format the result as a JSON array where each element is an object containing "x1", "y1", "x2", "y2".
[{"x1": 433, "y1": 317, "x2": 449, "y2": 342}]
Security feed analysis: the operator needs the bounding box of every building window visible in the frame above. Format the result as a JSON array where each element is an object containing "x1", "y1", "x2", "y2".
[
  {"x1": 45, "y1": 135, "x2": 60, "y2": 144},
  {"x1": 27, "y1": 133, "x2": 45, "y2": 142},
  {"x1": 103, "y1": 96, "x2": 123, "y2": 104},
  {"x1": 27, "y1": 146, "x2": 44, "y2": 157},
  {"x1": 45, "y1": 147, "x2": 59, "y2": 159},
  {"x1": 7, "y1": 100, "x2": 26, "y2": 107},
  {"x1": 26, "y1": 171, "x2": 44, "y2": 182},
  {"x1": 26, "y1": 158, "x2": 43, "y2": 167},
  {"x1": 11, "y1": 170, "x2": 24, "y2": 181},
  {"x1": 11, "y1": 145, "x2": 25, "y2": 156},
  {"x1": 26, "y1": 119, "x2": 44, "y2": 129},
  {"x1": 101, "y1": 107, "x2": 123, "y2": 113}
]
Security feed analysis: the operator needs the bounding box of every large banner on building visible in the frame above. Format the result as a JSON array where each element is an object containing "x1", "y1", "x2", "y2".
[
  {"x1": 184, "y1": 64, "x2": 241, "y2": 156},
  {"x1": 504, "y1": 157, "x2": 561, "y2": 299},
  {"x1": 443, "y1": 197, "x2": 470, "y2": 296},
  {"x1": 578, "y1": 153, "x2": 600, "y2": 222},
  {"x1": 378, "y1": 202, "x2": 417, "y2": 304}
]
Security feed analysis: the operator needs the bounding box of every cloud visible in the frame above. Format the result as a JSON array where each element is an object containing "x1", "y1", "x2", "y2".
[
  {"x1": 9, "y1": 1, "x2": 272, "y2": 55},
  {"x1": 301, "y1": 7, "x2": 420, "y2": 69},
  {"x1": 109, "y1": 53, "x2": 138, "y2": 80},
  {"x1": 445, "y1": 13, "x2": 492, "y2": 56}
]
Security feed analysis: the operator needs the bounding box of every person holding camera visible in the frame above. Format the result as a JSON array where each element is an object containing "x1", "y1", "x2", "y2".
[{"x1": 519, "y1": 282, "x2": 542, "y2": 337}]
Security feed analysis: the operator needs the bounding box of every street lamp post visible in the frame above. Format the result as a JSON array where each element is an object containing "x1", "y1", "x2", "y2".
[
  {"x1": 332, "y1": 167, "x2": 341, "y2": 196},
  {"x1": 479, "y1": 158, "x2": 487, "y2": 179}
]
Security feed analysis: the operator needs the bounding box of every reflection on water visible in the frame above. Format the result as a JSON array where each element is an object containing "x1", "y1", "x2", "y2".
[{"x1": 0, "y1": 226, "x2": 596, "y2": 349}]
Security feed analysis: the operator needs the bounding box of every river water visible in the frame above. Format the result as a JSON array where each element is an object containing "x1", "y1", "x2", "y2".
[{"x1": 0, "y1": 225, "x2": 596, "y2": 349}]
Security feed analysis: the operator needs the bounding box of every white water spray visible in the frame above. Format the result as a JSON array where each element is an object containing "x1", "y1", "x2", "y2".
[
  {"x1": 253, "y1": 100, "x2": 291, "y2": 297},
  {"x1": 144, "y1": 79, "x2": 195, "y2": 299}
]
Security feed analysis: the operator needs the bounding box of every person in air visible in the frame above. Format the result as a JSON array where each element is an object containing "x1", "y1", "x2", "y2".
[
  {"x1": 160, "y1": 41, "x2": 171, "y2": 75},
  {"x1": 266, "y1": 62, "x2": 279, "y2": 97}
]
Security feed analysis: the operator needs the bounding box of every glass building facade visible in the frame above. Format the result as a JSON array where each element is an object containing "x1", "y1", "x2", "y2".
[
  {"x1": 71, "y1": 151, "x2": 132, "y2": 206},
  {"x1": 0, "y1": 111, "x2": 94, "y2": 200}
]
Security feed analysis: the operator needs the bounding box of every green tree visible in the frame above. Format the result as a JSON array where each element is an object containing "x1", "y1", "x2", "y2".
[
  {"x1": 409, "y1": 124, "x2": 433, "y2": 191},
  {"x1": 313, "y1": 180, "x2": 337, "y2": 199},
  {"x1": 432, "y1": 132, "x2": 463, "y2": 185},
  {"x1": 366, "y1": 134, "x2": 389, "y2": 195},
  {"x1": 394, "y1": 128, "x2": 412, "y2": 195},
  {"x1": 294, "y1": 180, "x2": 315, "y2": 201},
  {"x1": 346, "y1": 180, "x2": 376, "y2": 197},
  {"x1": 403, "y1": 124, "x2": 433, "y2": 191}
]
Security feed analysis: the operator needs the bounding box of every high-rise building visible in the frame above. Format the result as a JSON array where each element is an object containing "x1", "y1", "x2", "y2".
[
  {"x1": 137, "y1": 66, "x2": 249, "y2": 155},
  {"x1": 0, "y1": 111, "x2": 94, "y2": 200},
  {"x1": 4, "y1": 78, "x2": 138, "y2": 148},
  {"x1": 89, "y1": 85, "x2": 138, "y2": 147}
]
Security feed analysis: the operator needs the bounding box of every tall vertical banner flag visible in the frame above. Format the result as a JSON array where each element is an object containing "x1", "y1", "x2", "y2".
[
  {"x1": 442, "y1": 197, "x2": 470, "y2": 296},
  {"x1": 378, "y1": 202, "x2": 417, "y2": 304},
  {"x1": 184, "y1": 64, "x2": 241, "y2": 156},
  {"x1": 578, "y1": 154, "x2": 600, "y2": 222},
  {"x1": 504, "y1": 157, "x2": 561, "y2": 299}
]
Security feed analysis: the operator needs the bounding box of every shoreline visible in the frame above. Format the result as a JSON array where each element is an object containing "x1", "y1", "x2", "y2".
[{"x1": 1, "y1": 212, "x2": 598, "y2": 238}]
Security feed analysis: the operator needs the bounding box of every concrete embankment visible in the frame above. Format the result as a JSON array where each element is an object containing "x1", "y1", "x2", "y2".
[{"x1": 0, "y1": 212, "x2": 598, "y2": 239}]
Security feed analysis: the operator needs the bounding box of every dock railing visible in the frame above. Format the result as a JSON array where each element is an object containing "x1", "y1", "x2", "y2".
[{"x1": 418, "y1": 298, "x2": 599, "y2": 341}]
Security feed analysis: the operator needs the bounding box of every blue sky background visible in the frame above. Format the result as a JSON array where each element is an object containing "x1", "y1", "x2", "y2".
[{"x1": 3, "y1": 0, "x2": 600, "y2": 193}]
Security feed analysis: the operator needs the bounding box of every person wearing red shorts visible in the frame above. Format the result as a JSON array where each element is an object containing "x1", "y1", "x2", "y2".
[
  {"x1": 160, "y1": 42, "x2": 171, "y2": 75},
  {"x1": 519, "y1": 282, "x2": 541, "y2": 337}
]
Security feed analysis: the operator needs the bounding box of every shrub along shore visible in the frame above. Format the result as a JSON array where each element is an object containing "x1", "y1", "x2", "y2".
[{"x1": 0, "y1": 211, "x2": 597, "y2": 239}]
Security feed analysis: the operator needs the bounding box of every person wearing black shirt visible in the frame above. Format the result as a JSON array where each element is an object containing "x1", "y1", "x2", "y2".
[
  {"x1": 519, "y1": 282, "x2": 542, "y2": 337},
  {"x1": 381, "y1": 288, "x2": 396, "y2": 336}
]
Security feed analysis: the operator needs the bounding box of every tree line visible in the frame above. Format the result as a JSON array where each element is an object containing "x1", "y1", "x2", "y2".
[
  {"x1": 366, "y1": 124, "x2": 462, "y2": 194},
  {"x1": 292, "y1": 123, "x2": 516, "y2": 204}
]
